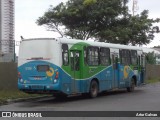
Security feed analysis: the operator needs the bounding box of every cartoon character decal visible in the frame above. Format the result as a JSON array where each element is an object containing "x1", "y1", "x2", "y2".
[
  {"x1": 123, "y1": 66, "x2": 130, "y2": 79},
  {"x1": 46, "y1": 67, "x2": 54, "y2": 77},
  {"x1": 46, "y1": 67, "x2": 58, "y2": 81}
]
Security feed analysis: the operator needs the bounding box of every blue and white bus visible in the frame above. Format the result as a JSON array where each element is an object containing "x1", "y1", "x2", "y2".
[{"x1": 18, "y1": 38, "x2": 145, "y2": 98}]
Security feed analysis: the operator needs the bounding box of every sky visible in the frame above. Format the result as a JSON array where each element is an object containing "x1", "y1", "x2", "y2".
[{"x1": 15, "y1": 0, "x2": 160, "y2": 54}]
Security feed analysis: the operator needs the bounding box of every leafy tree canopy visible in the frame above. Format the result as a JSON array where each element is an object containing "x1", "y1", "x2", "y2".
[
  {"x1": 36, "y1": 0, "x2": 160, "y2": 45},
  {"x1": 145, "y1": 52, "x2": 156, "y2": 65}
]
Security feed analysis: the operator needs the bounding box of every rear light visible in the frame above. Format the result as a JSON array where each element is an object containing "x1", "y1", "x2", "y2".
[
  {"x1": 18, "y1": 72, "x2": 21, "y2": 79},
  {"x1": 55, "y1": 72, "x2": 59, "y2": 79}
]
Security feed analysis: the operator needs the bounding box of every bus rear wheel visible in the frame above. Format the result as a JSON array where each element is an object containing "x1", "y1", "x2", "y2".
[
  {"x1": 127, "y1": 78, "x2": 135, "y2": 92},
  {"x1": 89, "y1": 80, "x2": 99, "y2": 98}
]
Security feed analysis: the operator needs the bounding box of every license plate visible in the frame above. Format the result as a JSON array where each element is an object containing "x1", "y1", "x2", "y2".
[{"x1": 34, "y1": 77, "x2": 41, "y2": 80}]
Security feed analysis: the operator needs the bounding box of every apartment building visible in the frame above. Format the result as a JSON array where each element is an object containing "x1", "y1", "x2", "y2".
[{"x1": 0, "y1": 0, "x2": 14, "y2": 62}]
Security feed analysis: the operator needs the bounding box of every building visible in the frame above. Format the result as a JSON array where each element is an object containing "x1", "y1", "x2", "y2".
[{"x1": 0, "y1": 0, "x2": 15, "y2": 62}]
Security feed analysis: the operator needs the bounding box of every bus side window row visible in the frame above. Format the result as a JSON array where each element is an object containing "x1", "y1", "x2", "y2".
[
  {"x1": 62, "y1": 45, "x2": 111, "y2": 66},
  {"x1": 85, "y1": 46, "x2": 110, "y2": 66},
  {"x1": 62, "y1": 44, "x2": 138, "y2": 66},
  {"x1": 61, "y1": 44, "x2": 108, "y2": 66},
  {"x1": 86, "y1": 47, "x2": 138, "y2": 66}
]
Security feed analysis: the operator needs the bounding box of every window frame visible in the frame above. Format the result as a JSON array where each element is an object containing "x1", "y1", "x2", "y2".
[
  {"x1": 120, "y1": 49, "x2": 131, "y2": 65},
  {"x1": 87, "y1": 46, "x2": 100, "y2": 66},
  {"x1": 100, "y1": 47, "x2": 110, "y2": 66},
  {"x1": 130, "y1": 50, "x2": 138, "y2": 65},
  {"x1": 62, "y1": 44, "x2": 69, "y2": 66}
]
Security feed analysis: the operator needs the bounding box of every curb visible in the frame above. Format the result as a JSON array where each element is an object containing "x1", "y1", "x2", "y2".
[{"x1": 1, "y1": 95, "x2": 52, "y2": 106}]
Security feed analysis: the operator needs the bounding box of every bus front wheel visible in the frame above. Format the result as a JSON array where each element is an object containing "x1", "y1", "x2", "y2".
[
  {"x1": 89, "y1": 80, "x2": 99, "y2": 98},
  {"x1": 127, "y1": 78, "x2": 135, "y2": 92}
]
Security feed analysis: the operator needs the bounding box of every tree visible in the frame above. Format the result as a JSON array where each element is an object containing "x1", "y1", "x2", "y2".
[
  {"x1": 153, "y1": 45, "x2": 160, "y2": 48},
  {"x1": 36, "y1": 3, "x2": 65, "y2": 37},
  {"x1": 37, "y1": 0, "x2": 128, "y2": 39},
  {"x1": 98, "y1": 10, "x2": 160, "y2": 45},
  {"x1": 145, "y1": 52, "x2": 156, "y2": 64},
  {"x1": 36, "y1": 0, "x2": 160, "y2": 45}
]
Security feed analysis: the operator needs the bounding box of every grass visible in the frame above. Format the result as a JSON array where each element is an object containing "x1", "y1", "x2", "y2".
[
  {"x1": 0, "y1": 90, "x2": 43, "y2": 105},
  {"x1": 145, "y1": 78, "x2": 160, "y2": 84}
]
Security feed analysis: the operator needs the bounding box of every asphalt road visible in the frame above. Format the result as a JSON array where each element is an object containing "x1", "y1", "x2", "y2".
[{"x1": 0, "y1": 82, "x2": 160, "y2": 120}]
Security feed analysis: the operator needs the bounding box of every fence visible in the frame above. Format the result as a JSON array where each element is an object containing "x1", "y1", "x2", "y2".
[
  {"x1": 145, "y1": 64, "x2": 160, "y2": 80},
  {"x1": 0, "y1": 62, "x2": 17, "y2": 90}
]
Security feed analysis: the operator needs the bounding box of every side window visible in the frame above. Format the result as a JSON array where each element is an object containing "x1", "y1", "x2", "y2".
[
  {"x1": 120, "y1": 49, "x2": 131, "y2": 65},
  {"x1": 70, "y1": 51, "x2": 80, "y2": 71},
  {"x1": 62, "y1": 44, "x2": 69, "y2": 66},
  {"x1": 131, "y1": 50, "x2": 137, "y2": 65},
  {"x1": 87, "y1": 47, "x2": 99, "y2": 66},
  {"x1": 100, "y1": 47, "x2": 110, "y2": 66}
]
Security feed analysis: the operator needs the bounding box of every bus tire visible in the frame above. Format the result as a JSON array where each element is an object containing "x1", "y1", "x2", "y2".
[
  {"x1": 127, "y1": 78, "x2": 135, "y2": 92},
  {"x1": 89, "y1": 80, "x2": 99, "y2": 98}
]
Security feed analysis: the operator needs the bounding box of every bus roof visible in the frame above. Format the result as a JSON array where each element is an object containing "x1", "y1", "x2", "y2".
[
  {"x1": 22, "y1": 37, "x2": 143, "y2": 51},
  {"x1": 21, "y1": 38, "x2": 56, "y2": 41},
  {"x1": 59, "y1": 38, "x2": 143, "y2": 51}
]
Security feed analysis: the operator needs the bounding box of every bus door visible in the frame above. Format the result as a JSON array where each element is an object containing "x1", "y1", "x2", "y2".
[
  {"x1": 112, "y1": 54, "x2": 119, "y2": 88},
  {"x1": 70, "y1": 51, "x2": 81, "y2": 93}
]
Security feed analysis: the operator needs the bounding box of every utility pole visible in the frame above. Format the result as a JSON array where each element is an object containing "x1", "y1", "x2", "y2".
[{"x1": 132, "y1": 0, "x2": 139, "y2": 16}]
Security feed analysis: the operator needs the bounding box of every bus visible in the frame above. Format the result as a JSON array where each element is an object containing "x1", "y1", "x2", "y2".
[{"x1": 18, "y1": 38, "x2": 145, "y2": 98}]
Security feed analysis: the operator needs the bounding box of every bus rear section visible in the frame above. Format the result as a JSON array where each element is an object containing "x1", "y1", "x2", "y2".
[{"x1": 18, "y1": 38, "x2": 62, "y2": 94}]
